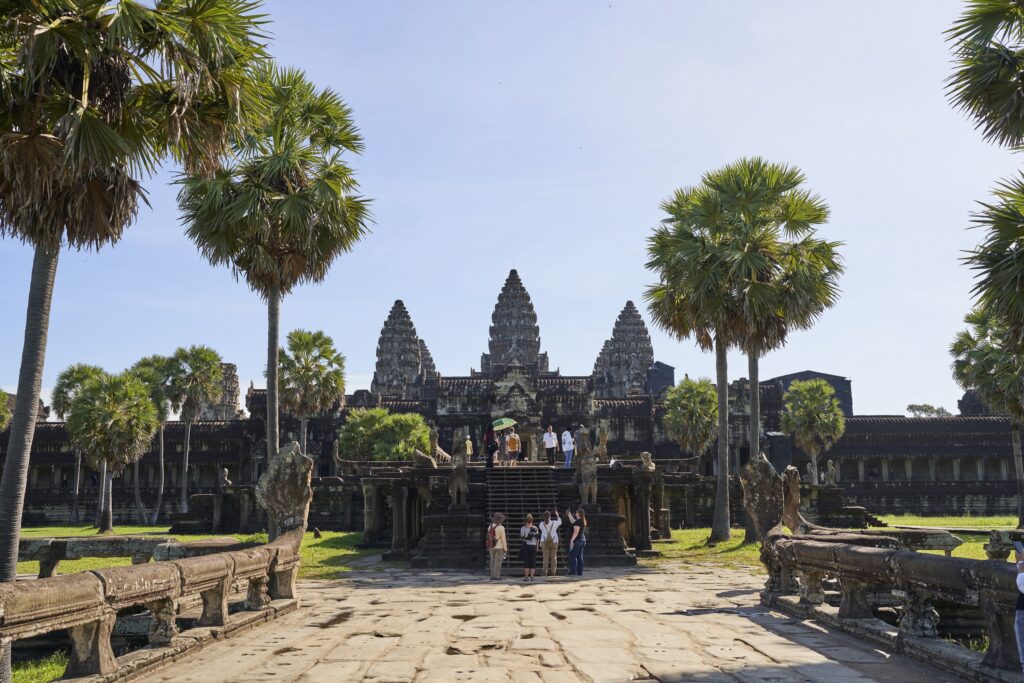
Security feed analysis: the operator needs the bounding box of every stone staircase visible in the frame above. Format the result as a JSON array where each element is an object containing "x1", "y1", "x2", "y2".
[{"x1": 486, "y1": 467, "x2": 565, "y2": 570}]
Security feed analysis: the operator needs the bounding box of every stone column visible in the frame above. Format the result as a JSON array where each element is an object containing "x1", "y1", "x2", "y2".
[
  {"x1": 52, "y1": 465, "x2": 61, "y2": 488},
  {"x1": 1002, "y1": 459, "x2": 1009, "y2": 481},
  {"x1": 634, "y1": 475, "x2": 653, "y2": 553},
  {"x1": 362, "y1": 482, "x2": 378, "y2": 539},
  {"x1": 29, "y1": 466, "x2": 38, "y2": 489},
  {"x1": 904, "y1": 458, "x2": 913, "y2": 482},
  {"x1": 952, "y1": 458, "x2": 961, "y2": 481},
  {"x1": 929, "y1": 458, "x2": 937, "y2": 482},
  {"x1": 880, "y1": 459, "x2": 889, "y2": 482},
  {"x1": 976, "y1": 458, "x2": 985, "y2": 481},
  {"x1": 857, "y1": 459, "x2": 865, "y2": 482},
  {"x1": 391, "y1": 484, "x2": 410, "y2": 552}
]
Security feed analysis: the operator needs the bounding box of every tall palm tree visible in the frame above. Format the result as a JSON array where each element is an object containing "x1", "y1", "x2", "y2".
[
  {"x1": 51, "y1": 363, "x2": 104, "y2": 523},
  {"x1": 700, "y1": 158, "x2": 843, "y2": 468},
  {"x1": 779, "y1": 379, "x2": 846, "y2": 484},
  {"x1": 169, "y1": 346, "x2": 222, "y2": 514},
  {"x1": 951, "y1": 307, "x2": 1024, "y2": 527},
  {"x1": 0, "y1": 7, "x2": 265, "y2": 669},
  {"x1": 662, "y1": 375, "x2": 718, "y2": 463},
  {"x1": 67, "y1": 372, "x2": 158, "y2": 534},
  {"x1": 128, "y1": 355, "x2": 176, "y2": 525},
  {"x1": 279, "y1": 329, "x2": 346, "y2": 454},
  {"x1": 647, "y1": 184, "x2": 743, "y2": 543},
  {"x1": 180, "y1": 63, "x2": 371, "y2": 465}
]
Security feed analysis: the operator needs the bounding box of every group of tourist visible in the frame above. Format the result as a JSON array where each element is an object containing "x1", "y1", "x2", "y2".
[
  {"x1": 482, "y1": 424, "x2": 583, "y2": 468},
  {"x1": 486, "y1": 508, "x2": 587, "y2": 580}
]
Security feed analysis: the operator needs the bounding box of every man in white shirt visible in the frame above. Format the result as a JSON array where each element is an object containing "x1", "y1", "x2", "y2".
[
  {"x1": 539, "y1": 510, "x2": 562, "y2": 576},
  {"x1": 561, "y1": 428, "x2": 574, "y2": 468},
  {"x1": 542, "y1": 425, "x2": 558, "y2": 466}
]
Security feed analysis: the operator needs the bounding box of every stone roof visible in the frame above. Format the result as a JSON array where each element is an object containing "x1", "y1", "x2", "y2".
[{"x1": 827, "y1": 415, "x2": 1012, "y2": 459}]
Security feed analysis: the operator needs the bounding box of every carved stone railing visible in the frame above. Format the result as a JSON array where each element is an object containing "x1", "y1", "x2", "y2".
[
  {"x1": 1, "y1": 442, "x2": 313, "y2": 680},
  {"x1": 769, "y1": 537, "x2": 1020, "y2": 675}
]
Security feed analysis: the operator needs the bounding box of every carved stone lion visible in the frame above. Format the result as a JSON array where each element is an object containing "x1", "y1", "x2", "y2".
[{"x1": 448, "y1": 450, "x2": 469, "y2": 508}]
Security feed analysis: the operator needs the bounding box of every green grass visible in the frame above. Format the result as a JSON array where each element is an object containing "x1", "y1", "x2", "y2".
[
  {"x1": 877, "y1": 514, "x2": 1016, "y2": 529},
  {"x1": 16, "y1": 525, "x2": 376, "y2": 580},
  {"x1": 13, "y1": 650, "x2": 67, "y2": 683},
  {"x1": 642, "y1": 528, "x2": 762, "y2": 570}
]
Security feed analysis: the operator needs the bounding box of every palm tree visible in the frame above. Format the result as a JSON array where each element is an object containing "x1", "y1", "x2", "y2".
[
  {"x1": 279, "y1": 329, "x2": 346, "y2": 454},
  {"x1": 66, "y1": 372, "x2": 158, "y2": 534},
  {"x1": 169, "y1": 346, "x2": 223, "y2": 513},
  {"x1": 951, "y1": 307, "x2": 1024, "y2": 527},
  {"x1": 180, "y1": 63, "x2": 371, "y2": 465},
  {"x1": 128, "y1": 355, "x2": 176, "y2": 525},
  {"x1": 700, "y1": 158, "x2": 843, "y2": 469},
  {"x1": 647, "y1": 184, "x2": 743, "y2": 543},
  {"x1": 779, "y1": 379, "x2": 846, "y2": 484},
  {"x1": 0, "y1": 6, "x2": 265, "y2": 668},
  {"x1": 51, "y1": 364, "x2": 104, "y2": 523},
  {"x1": 662, "y1": 375, "x2": 718, "y2": 463},
  {"x1": 0, "y1": 397, "x2": 9, "y2": 432}
]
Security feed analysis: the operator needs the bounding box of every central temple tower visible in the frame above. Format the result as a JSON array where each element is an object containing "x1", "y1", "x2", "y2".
[{"x1": 478, "y1": 269, "x2": 550, "y2": 376}]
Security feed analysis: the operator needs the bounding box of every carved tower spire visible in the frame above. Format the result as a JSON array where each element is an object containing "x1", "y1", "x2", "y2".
[
  {"x1": 371, "y1": 300, "x2": 430, "y2": 397},
  {"x1": 592, "y1": 301, "x2": 655, "y2": 398},
  {"x1": 480, "y1": 269, "x2": 549, "y2": 375}
]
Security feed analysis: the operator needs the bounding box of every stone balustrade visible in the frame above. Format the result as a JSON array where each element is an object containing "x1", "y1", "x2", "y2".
[
  {"x1": 768, "y1": 537, "x2": 1019, "y2": 675},
  {"x1": 0, "y1": 528, "x2": 302, "y2": 679}
]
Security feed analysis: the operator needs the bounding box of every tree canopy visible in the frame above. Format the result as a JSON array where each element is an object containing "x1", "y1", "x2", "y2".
[
  {"x1": 0, "y1": 396, "x2": 9, "y2": 433},
  {"x1": 779, "y1": 379, "x2": 846, "y2": 466},
  {"x1": 662, "y1": 376, "x2": 718, "y2": 458},
  {"x1": 336, "y1": 408, "x2": 430, "y2": 461},
  {"x1": 906, "y1": 403, "x2": 952, "y2": 418},
  {"x1": 66, "y1": 372, "x2": 158, "y2": 476},
  {"x1": 170, "y1": 346, "x2": 223, "y2": 423},
  {"x1": 279, "y1": 329, "x2": 345, "y2": 423}
]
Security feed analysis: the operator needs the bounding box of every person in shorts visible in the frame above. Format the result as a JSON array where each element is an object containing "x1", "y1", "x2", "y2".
[{"x1": 507, "y1": 428, "x2": 521, "y2": 468}]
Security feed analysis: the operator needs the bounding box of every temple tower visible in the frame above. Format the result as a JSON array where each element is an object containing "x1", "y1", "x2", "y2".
[
  {"x1": 480, "y1": 269, "x2": 549, "y2": 375},
  {"x1": 592, "y1": 301, "x2": 655, "y2": 398},
  {"x1": 198, "y1": 362, "x2": 243, "y2": 420},
  {"x1": 371, "y1": 300, "x2": 434, "y2": 397}
]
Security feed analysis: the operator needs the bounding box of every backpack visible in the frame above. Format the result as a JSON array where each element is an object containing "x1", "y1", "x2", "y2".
[{"x1": 485, "y1": 524, "x2": 496, "y2": 550}]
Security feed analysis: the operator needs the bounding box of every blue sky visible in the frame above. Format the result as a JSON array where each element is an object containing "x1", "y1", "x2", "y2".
[{"x1": 1, "y1": 1, "x2": 1017, "y2": 416}]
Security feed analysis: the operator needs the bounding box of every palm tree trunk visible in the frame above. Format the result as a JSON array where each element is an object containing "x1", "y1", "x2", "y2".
[
  {"x1": 70, "y1": 450, "x2": 82, "y2": 523},
  {"x1": 709, "y1": 335, "x2": 731, "y2": 543},
  {"x1": 133, "y1": 460, "x2": 146, "y2": 525},
  {"x1": 1013, "y1": 423, "x2": 1024, "y2": 529},
  {"x1": 267, "y1": 286, "x2": 281, "y2": 460},
  {"x1": 99, "y1": 470, "x2": 113, "y2": 534},
  {"x1": 300, "y1": 417, "x2": 308, "y2": 454},
  {"x1": 180, "y1": 420, "x2": 192, "y2": 513},
  {"x1": 743, "y1": 353, "x2": 760, "y2": 544},
  {"x1": 150, "y1": 425, "x2": 165, "y2": 525},
  {"x1": 95, "y1": 461, "x2": 107, "y2": 527},
  {"x1": 0, "y1": 245, "x2": 58, "y2": 681}
]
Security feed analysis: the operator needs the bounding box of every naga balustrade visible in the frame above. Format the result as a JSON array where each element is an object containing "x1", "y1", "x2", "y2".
[
  {"x1": 769, "y1": 537, "x2": 1019, "y2": 673},
  {"x1": 0, "y1": 529, "x2": 300, "y2": 678}
]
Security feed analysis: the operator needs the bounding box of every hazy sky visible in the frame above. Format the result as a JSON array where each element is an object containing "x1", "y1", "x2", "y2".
[{"x1": 1, "y1": 1, "x2": 1017, "y2": 417}]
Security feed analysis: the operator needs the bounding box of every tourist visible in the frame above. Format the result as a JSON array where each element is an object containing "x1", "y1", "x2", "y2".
[
  {"x1": 520, "y1": 513, "x2": 540, "y2": 581},
  {"x1": 487, "y1": 513, "x2": 507, "y2": 580},
  {"x1": 507, "y1": 428, "x2": 521, "y2": 468},
  {"x1": 1015, "y1": 546, "x2": 1024, "y2": 671},
  {"x1": 465, "y1": 433, "x2": 474, "y2": 461},
  {"x1": 485, "y1": 426, "x2": 497, "y2": 468},
  {"x1": 543, "y1": 425, "x2": 558, "y2": 466},
  {"x1": 540, "y1": 510, "x2": 562, "y2": 576},
  {"x1": 498, "y1": 430, "x2": 509, "y2": 467},
  {"x1": 561, "y1": 427, "x2": 574, "y2": 468},
  {"x1": 566, "y1": 507, "x2": 587, "y2": 576}
]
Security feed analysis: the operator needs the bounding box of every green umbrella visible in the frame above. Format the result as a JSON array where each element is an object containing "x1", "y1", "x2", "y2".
[{"x1": 492, "y1": 417, "x2": 516, "y2": 431}]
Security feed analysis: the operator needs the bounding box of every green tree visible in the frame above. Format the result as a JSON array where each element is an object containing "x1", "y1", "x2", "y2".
[
  {"x1": 0, "y1": 396, "x2": 9, "y2": 433},
  {"x1": 906, "y1": 403, "x2": 952, "y2": 418},
  {"x1": 662, "y1": 375, "x2": 718, "y2": 461},
  {"x1": 169, "y1": 346, "x2": 223, "y2": 513},
  {"x1": 180, "y1": 63, "x2": 371, "y2": 467},
  {"x1": 779, "y1": 379, "x2": 846, "y2": 483},
  {"x1": 279, "y1": 329, "x2": 345, "y2": 454},
  {"x1": 951, "y1": 307, "x2": 1024, "y2": 526},
  {"x1": 128, "y1": 355, "x2": 176, "y2": 525},
  {"x1": 52, "y1": 363, "x2": 104, "y2": 524},
  {"x1": 66, "y1": 372, "x2": 158, "y2": 534},
  {"x1": 336, "y1": 408, "x2": 430, "y2": 461},
  {"x1": 0, "y1": 6, "x2": 265, "y2": 666}
]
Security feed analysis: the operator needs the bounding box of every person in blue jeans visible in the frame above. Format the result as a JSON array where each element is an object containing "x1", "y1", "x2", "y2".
[
  {"x1": 566, "y1": 507, "x2": 587, "y2": 576},
  {"x1": 1015, "y1": 548, "x2": 1024, "y2": 672},
  {"x1": 561, "y1": 428, "x2": 574, "y2": 468}
]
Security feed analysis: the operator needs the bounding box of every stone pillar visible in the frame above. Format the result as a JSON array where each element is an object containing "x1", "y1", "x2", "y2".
[
  {"x1": 634, "y1": 475, "x2": 653, "y2": 553},
  {"x1": 362, "y1": 482, "x2": 379, "y2": 540},
  {"x1": 976, "y1": 458, "x2": 985, "y2": 481},
  {"x1": 952, "y1": 458, "x2": 961, "y2": 481},
  {"x1": 880, "y1": 459, "x2": 889, "y2": 482},
  {"x1": 52, "y1": 465, "x2": 62, "y2": 488},
  {"x1": 29, "y1": 466, "x2": 38, "y2": 489},
  {"x1": 904, "y1": 458, "x2": 913, "y2": 482},
  {"x1": 929, "y1": 458, "x2": 937, "y2": 482},
  {"x1": 857, "y1": 459, "x2": 865, "y2": 482},
  {"x1": 1002, "y1": 459, "x2": 1010, "y2": 481},
  {"x1": 390, "y1": 484, "x2": 410, "y2": 552}
]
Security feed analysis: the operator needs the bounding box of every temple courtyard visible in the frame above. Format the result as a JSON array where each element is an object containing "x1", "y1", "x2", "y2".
[{"x1": 148, "y1": 560, "x2": 961, "y2": 683}]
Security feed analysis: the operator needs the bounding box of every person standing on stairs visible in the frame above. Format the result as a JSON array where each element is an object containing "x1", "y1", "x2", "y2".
[
  {"x1": 540, "y1": 510, "x2": 562, "y2": 576},
  {"x1": 487, "y1": 513, "x2": 508, "y2": 580},
  {"x1": 543, "y1": 426, "x2": 558, "y2": 467},
  {"x1": 561, "y1": 427, "x2": 574, "y2": 468},
  {"x1": 520, "y1": 513, "x2": 540, "y2": 581}
]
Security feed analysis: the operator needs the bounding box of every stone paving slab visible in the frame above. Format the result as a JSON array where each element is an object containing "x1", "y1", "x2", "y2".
[{"x1": 148, "y1": 563, "x2": 967, "y2": 683}]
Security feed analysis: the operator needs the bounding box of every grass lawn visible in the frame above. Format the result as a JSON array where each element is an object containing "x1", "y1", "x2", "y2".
[
  {"x1": 642, "y1": 528, "x2": 762, "y2": 570},
  {"x1": 16, "y1": 525, "x2": 376, "y2": 580},
  {"x1": 877, "y1": 514, "x2": 1016, "y2": 529},
  {"x1": 13, "y1": 651, "x2": 67, "y2": 683}
]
